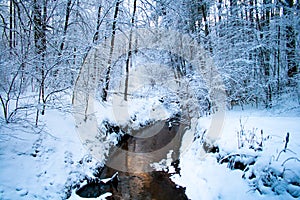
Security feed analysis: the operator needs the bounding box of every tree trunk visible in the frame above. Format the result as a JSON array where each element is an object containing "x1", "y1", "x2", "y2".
[
  {"x1": 249, "y1": 0, "x2": 254, "y2": 23},
  {"x1": 275, "y1": 4, "x2": 281, "y2": 93},
  {"x1": 9, "y1": 0, "x2": 13, "y2": 49},
  {"x1": 102, "y1": 0, "x2": 121, "y2": 101},
  {"x1": 41, "y1": 0, "x2": 47, "y2": 115},
  {"x1": 60, "y1": 0, "x2": 72, "y2": 54},
  {"x1": 284, "y1": 0, "x2": 297, "y2": 80},
  {"x1": 93, "y1": 0, "x2": 102, "y2": 43},
  {"x1": 218, "y1": 0, "x2": 222, "y2": 22},
  {"x1": 124, "y1": 0, "x2": 137, "y2": 101},
  {"x1": 262, "y1": 0, "x2": 272, "y2": 108},
  {"x1": 33, "y1": 0, "x2": 47, "y2": 125}
]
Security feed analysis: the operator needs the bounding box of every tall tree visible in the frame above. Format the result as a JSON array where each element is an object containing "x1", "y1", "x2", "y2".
[
  {"x1": 102, "y1": 0, "x2": 121, "y2": 101},
  {"x1": 59, "y1": 0, "x2": 73, "y2": 54},
  {"x1": 283, "y1": 0, "x2": 298, "y2": 79},
  {"x1": 124, "y1": 0, "x2": 137, "y2": 101},
  {"x1": 33, "y1": 0, "x2": 47, "y2": 125},
  {"x1": 9, "y1": 0, "x2": 15, "y2": 49},
  {"x1": 93, "y1": 0, "x2": 103, "y2": 43}
]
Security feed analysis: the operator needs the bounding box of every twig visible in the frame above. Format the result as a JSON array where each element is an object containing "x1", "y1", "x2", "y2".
[
  {"x1": 276, "y1": 148, "x2": 296, "y2": 161},
  {"x1": 281, "y1": 157, "x2": 300, "y2": 166}
]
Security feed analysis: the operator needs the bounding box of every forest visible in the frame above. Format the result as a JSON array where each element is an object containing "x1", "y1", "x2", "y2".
[
  {"x1": 0, "y1": 0, "x2": 299, "y2": 124},
  {"x1": 0, "y1": 0, "x2": 299, "y2": 199}
]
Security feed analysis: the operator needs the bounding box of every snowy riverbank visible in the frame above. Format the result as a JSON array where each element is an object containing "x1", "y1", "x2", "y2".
[
  {"x1": 173, "y1": 107, "x2": 300, "y2": 200},
  {"x1": 0, "y1": 106, "x2": 299, "y2": 199}
]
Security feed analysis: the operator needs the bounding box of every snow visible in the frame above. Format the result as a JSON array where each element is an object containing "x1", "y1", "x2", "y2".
[
  {"x1": 0, "y1": 109, "x2": 97, "y2": 199},
  {"x1": 68, "y1": 191, "x2": 112, "y2": 200},
  {"x1": 94, "y1": 90, "x2": 179, "y2": 130},
  {"x1": 172, "y1": 107, "x2": 300, "y2": 200},
  {"x1": 100, "y1": 172, "x2": 118, "y2": 184},
  {"x1": 0, "y1": 96, "x2": 299, "y2": 199}
]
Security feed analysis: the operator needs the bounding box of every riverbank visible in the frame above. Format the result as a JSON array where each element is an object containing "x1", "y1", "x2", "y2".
[
  {"x1": 0, "y1": 106, "x2": 299, "y2": 199},
  {"x1": 172, "y1": 107, "x2": 300, "y2": 200}
]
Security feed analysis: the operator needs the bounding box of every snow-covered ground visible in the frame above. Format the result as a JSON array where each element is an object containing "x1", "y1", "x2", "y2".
[
  {"x1": 0, "y1": 109, "x2": 91, "y2": 199},
  {"x1": 173, "y1": 106, "x2": 300, "y2": 200},
  {"x1": 0, "y1": 103, "x2": 299, "y2": 199}
]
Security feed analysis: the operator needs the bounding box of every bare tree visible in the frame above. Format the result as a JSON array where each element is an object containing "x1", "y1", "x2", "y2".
[
  {"x1": 33, "y1": 0, "x2": 47, "y2": 125},
  {"x1": 124, "y1": 0, "x2": 137, "y2": 101},
  {"x1": 283, "y1": 0, "x2": 298, "y2": 80},
  {"x1": 93, "y1": 0, "x2": 103, "y2": 43},
  {"x1": 59, "y1": 0, "x2": 73, "y2": 54},
  {"x1": 102, "y1": 0, "x2": 121, "y2": 101}
]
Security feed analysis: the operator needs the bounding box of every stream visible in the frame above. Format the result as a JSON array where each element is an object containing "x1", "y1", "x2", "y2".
[{"x1": 76, "y1": 116, "x2": 190, "y2": 200}]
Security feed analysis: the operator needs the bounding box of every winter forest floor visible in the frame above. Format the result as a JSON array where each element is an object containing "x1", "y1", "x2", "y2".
[{"x1": 0, "y1": 100, "x2": 300, "y2": 200}]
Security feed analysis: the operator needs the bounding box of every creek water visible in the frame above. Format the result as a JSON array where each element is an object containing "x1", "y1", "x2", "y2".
[{"x1": 77, "y1": 117, "x2": 190, "y2": 200}]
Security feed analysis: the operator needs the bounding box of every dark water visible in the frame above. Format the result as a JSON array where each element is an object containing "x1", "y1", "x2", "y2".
[
  {"x1": 77, "y1": 118, "x2": 189, "y2": 199},
  {"x1": 105, "y1": 170, "x2": 188, "y2": 200}
]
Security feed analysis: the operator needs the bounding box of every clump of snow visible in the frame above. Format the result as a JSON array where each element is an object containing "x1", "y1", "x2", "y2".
[{"x1": 150, "y1": 150, "x2": 176, "y2": 173}]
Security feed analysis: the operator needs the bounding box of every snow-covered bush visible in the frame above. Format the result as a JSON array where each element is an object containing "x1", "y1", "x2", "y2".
[
  {"x1": 244, "y1": 154, "x2": 300, "y2": 198},
  {"x1": 219, "y1": 153, "x2": 257, "y2": 171},
  {"x1": 219, "y1": 128, "x2": 300, "y2": 198}
]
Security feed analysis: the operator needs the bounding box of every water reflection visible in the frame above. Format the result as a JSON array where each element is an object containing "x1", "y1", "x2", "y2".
[
  {"x1": 77, "y1": 117, "x2": 189, "y2": 199},
  {"x1": 104, "y1": 118, "x2": 189, "y2": 199},
  {"x1": 106, "y1": 171, "x2": 188, "y2": 200},
  {"x1": 106, "y1": 117, "x2": 188, "y2": 173}
]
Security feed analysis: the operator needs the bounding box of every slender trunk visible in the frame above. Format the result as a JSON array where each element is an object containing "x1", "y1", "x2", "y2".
[
  {"x1": 124, "y1": 0, "x2": 137, "y2": 101},
  {"x1": 263, "y1": 0, "x2": 272, "y2": 108},
  {"x1": 9, "y1": 0, "x2": 13, "y2": 49},
  {"x1": 36, "y1": 86, "x2": 41, "y2": 126},
  {"x1": 34, "y1": 0, "x2": 47, "y2": 124},
  {"x1": 40, "y1": 0, "x2": 47, "y2": 115},
  {"x1": 33, "y1": 0, "x2": 42, "y2": 124},
  {"x1": 254, "y1": 0, "x2": 261, "y2": 31},
  {"x1": 275, "y1": 4, "x2": 281, "y2": 93},
  {"x1": 8, "y1": 0, "x2": 18, "y2": 48},
  {"x1": 249, "y1": 0, "x2": 254, "y2": 23},
  {"x1": 102, "y1": 0, "x2": 121, "y2": 101},
  {"x1": 60, "y1": 0, "x2": 72, "y2": 54},
  {"x1": 0, "y1": 95, "x2": 8, "y2": 123},
  {"x1": 202, "y1": 3, "x2": 209, "y2": 37},
  {"x1": 284, "y1": 0, "x2": 297, "y2": 80},
  {"x1": 93, "y1": 1, "x2": 102, "y2": 43},
  {"x1": 218, "y1": 0, "x2": 222, "y2": 22},
  {"x1": 73, "y1": 47, "x2": 76, "y2": 65},
  {"x1": 13, "y1": 0, "x2": 16, "y2": 47},
  {"x1": 277, "y1": 25, "x2": 280, "y2": 92}
]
